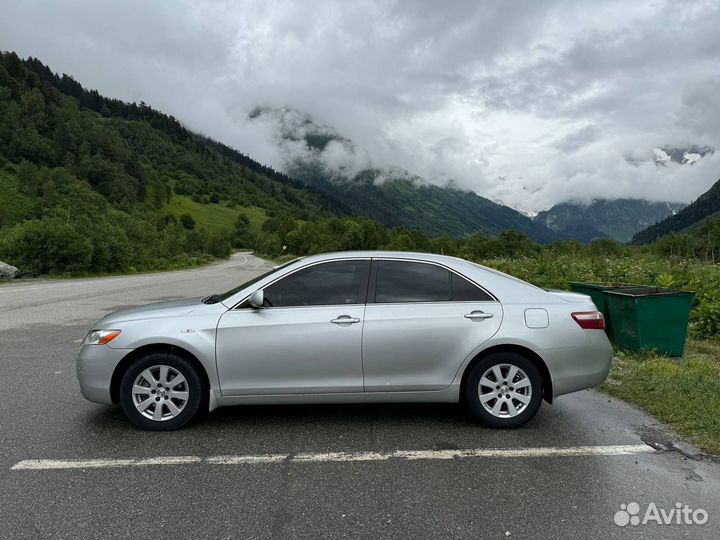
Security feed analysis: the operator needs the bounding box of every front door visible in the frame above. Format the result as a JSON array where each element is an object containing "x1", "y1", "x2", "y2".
[{"x1": 216, "y1": 259, "x2": 370, "y2": 396}]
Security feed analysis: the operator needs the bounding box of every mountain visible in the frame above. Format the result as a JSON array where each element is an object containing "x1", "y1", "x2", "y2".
[
  {"x1": 632, "y1": 179, "x2": 720, "y2": 244},
  {"x1": 653, "y1": 145, "x2": 714, "y2": 166},
  {"x1": 248, "y1": 108, "x2": 559, "y2": 243},
  {"x1": 0, "y1": 52, "x2": 344, "y2": 274},
  {"x1": 535, "y1": 199, "x2": 685, "y2": 243}
]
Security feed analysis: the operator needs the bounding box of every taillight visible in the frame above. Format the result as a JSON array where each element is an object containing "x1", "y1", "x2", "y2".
[{"x1": 571, "y1": 311, "x2": 605, "y2": 330}]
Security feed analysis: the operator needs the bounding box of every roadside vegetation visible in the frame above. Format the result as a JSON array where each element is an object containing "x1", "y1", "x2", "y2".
[{"x1": 602, "y1": 341, "x2": 720, "y2": 455}]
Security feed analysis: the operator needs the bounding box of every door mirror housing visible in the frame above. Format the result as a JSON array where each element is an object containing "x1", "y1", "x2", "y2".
[{"x1": 249, "y1": 289, "x2": 265, "y2": 309}]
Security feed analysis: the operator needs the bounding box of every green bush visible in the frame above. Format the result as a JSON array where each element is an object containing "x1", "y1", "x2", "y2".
[
  {"x1": 179, "y1": 213, "x2": 195, "y2": 230},
  {"x1": 205, "y1": 230, "x2": 232, "y2": 258},
  {"x1": 0, "y1": 218, "x2": 93, "y2": 274},
  {"x1": 692, "y1": 283, "x2": 720, "y2": 339}
]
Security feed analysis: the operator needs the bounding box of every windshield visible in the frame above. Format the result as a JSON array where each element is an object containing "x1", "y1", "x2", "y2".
[{"x1": 212, "y1": 258, "x2": 303, "y2": 304}]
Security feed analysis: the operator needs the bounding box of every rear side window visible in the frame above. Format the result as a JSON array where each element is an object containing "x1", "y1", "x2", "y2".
[
  {"x1": 451, "y1": 273, "x2": 493, "y2": 301},
  {"x1": 373, "y1": 260, "x2": 493, "y2": 303},
  {"x1": 375, "y1": 261, "x2": 450, "y2": 302},
  {"x1": 264, "y1": 260, "x2": 370, "y2": 307}
]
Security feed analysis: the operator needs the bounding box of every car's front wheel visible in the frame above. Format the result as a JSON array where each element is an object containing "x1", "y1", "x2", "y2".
[
  {"x1": 119, "y1": 352, "x2": 204, "y2": 431},
  {"x1": 465, "y1": 352, "x2": 543, "y2": 428}
]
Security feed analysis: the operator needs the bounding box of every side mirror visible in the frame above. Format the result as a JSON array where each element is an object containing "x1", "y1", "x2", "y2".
[{"x1": 249, "y1": 289, "x2": 265, "y2": 309}]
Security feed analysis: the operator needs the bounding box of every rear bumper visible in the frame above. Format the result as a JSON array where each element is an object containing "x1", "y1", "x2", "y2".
[
  {"x1": 541, "y1": 331, "x2": 613, "y2": 398},
  {"x1": 76, "y1": 344, "x2": 131, "y2": 405}
]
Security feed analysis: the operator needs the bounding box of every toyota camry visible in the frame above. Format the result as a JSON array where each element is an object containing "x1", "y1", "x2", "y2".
[{"x1": 76, "y1": 251, "x2": 612, "y2": 430}]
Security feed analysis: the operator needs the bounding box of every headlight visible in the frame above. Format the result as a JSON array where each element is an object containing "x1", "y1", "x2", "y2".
[{"x1": 84, "y1": 329, "x2": 121, "y2": 345}]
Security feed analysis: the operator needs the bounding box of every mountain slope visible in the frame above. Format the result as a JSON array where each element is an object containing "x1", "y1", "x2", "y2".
[
  {"x1": 632, "y1": 179, "x2": 720, "y2": 243},
  {"x1": 0, "y1": 53, "x2": 340, "y2": 219},
  {"x1": 250, "y1": 108, "x2": 559, "y2": 243},
  {"x1": 536, "y1": 199, "x2": 685, "y2": 243},
  {"x1": 293, "y1": 166, "x2": 558, "y2": 242}
]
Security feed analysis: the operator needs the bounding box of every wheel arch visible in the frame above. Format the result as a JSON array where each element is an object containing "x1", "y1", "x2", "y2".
[
  {"x1": 110, "y1": 343, "x2": 211, "y2": 405},
  {"x1": 459, "y1": 344, "x2": 554, "y2": 404}
]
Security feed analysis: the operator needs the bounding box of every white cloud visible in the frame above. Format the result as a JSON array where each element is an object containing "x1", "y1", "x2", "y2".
[{"x1": 1, "y1": 0, "x2": 719, "y2": 211}]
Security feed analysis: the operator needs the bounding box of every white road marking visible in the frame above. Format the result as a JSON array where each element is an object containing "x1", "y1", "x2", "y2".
[{"x1": 10, "y1": 444, "x2": 654, "y2": 471}]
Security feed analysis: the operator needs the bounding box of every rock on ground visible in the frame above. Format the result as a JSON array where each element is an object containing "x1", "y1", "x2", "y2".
[{"x1": 0, "y1": 261, "x2": 18, "y2": 279}]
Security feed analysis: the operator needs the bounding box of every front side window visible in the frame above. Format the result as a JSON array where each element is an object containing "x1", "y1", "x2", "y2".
[
  {"x1": 263, "y1": 260, "x2": 370, "y2": 307},
  {"x1": 215, "y1": 258, "x2": 302, "y2": 303}
]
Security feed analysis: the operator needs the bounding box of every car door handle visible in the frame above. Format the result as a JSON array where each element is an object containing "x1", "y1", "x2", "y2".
[
  {"x1": 464, "y1": 311, "x2": 494, "y2": 320},
  {"x1": 330, "y1": 316, "x2": 361, "y2": 325}
]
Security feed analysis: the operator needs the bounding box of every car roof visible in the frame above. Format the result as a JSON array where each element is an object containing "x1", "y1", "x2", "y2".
[{"x1": 297, "y1": 250, "x2": 468, "y2": 265}]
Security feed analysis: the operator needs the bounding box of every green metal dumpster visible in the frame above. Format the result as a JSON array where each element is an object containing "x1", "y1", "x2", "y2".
[
  {"x1": 569, "y1": 282, "x2": 640, "y2": 340},
  {"x1": 603, "y1": 287, "x2": 695, "y2": 357}
]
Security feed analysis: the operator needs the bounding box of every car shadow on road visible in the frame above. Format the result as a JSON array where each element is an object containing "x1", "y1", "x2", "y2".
[
  {"x1": 86, "y1": 401, "x2": 481, "y2": 432},
  {"x1": 205, "y1": 401, "x2": 477, "y2": 426},
  {"x1": 76, "y1": 400, "x2": 576, "y2": 458}
]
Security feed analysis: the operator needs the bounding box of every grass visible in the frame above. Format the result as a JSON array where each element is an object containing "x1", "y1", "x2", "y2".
[
  {"x1": 601, "y1": 339, "x2": 720, "y2": 455},
  {"x1": 163, "y1": 195, "x2": 267, "y2": 233}
]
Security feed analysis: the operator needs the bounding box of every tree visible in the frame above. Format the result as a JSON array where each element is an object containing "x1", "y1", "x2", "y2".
[
  {"x1": 486, "y1": 230, "x2": 539, "y2": 258},
  {"x1": 205, "y1": 230, "x2": 232, "y2": 258},
  {"x1": 17, "y1": 160, "x2": 41, "y2": 194},
  {"x1": 233, "y1": 214, "x2": 256, "y2": 248},
  {"x1": 587, "y1": 238, "x2": 622, "y2": 257},
  {"x1": 180, "y1": 213, "x2": 195, "y2": 230}
]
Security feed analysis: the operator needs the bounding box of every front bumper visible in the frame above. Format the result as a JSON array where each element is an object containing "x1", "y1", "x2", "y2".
[{"x1": 76, "y1": 344, "x2": 132, "y2": 405}]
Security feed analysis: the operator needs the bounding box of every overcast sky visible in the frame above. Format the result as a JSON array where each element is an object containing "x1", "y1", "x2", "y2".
[{"x1": 3, "y1": 0, "x2": 720, "y2": 212}]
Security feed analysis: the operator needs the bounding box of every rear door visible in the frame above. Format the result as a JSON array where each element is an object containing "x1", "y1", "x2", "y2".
[{"x1": 361, "y1": 259, "x2": 502, "y2": 392}]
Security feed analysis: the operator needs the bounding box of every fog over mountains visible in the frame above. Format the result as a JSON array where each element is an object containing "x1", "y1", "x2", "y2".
[
  {"x1": 245, "y1": 107, "x2": 705, "y2": 243},
  {"x1": 247, "y1": 108, "x2": 558, "y2": 242}
]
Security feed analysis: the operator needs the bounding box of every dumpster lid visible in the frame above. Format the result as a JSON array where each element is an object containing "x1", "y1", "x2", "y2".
[
  {"x1": 603, "y1": 287, "x2": 694, "y2": 297},
  {"x1": 569, "y1": 282, "x2": 642, "y2": 290}
]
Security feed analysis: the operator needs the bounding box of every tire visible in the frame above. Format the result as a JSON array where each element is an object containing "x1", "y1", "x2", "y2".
[
  {"x1": 465, "y1": 352, "x2": 543, "y2": 428},
  {"x1": 119, "y1": 352, "x2": 205, "y2": 431}
]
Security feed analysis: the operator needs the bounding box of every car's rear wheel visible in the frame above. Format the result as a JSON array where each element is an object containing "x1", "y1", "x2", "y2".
[
  {"x1": 119, "y1": 352, "x2": 204, "y2": 431},
  {"x1": 465, "y1": 352, "x2": 543, "y2": 428}
]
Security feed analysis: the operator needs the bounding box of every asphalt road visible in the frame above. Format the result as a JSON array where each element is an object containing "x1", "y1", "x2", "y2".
[{"x1": 1, "y1": 252, "x2": 718, "y2": 539}]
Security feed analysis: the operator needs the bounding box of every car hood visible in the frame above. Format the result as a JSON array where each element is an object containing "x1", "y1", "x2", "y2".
[{"x1": 98, "y1": 297, "x2": 203, "y2": 325}]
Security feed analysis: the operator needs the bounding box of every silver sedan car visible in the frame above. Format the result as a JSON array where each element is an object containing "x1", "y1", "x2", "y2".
[{"x1": 77, "y1": 251, "x2": 612, "y2": 430}]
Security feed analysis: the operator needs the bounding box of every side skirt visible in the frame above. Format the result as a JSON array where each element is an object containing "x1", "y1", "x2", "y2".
[{"x1": 215, "y1": 384, "x2": 460, "y2": 407}]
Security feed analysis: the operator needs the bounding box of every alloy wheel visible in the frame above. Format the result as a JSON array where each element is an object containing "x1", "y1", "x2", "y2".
[
  {"x1": 131, "y1": 365, "x2": 189, "y2": 421},
  {"x1": 477, "y1": 363, "x2": 532, "y2": 418}
]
